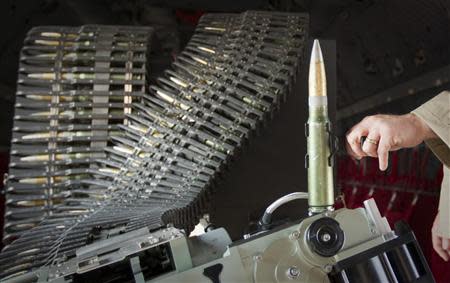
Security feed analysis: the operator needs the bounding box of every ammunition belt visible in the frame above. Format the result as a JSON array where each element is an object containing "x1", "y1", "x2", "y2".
[
  {"x1": 4, "y1": 25, "x2": 153, "y2": 243},
  {"x1": 0, "y1": 12, "x2": 308, "y2": 280}
]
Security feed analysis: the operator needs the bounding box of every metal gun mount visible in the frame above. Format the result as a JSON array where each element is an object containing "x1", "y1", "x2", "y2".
[{"x1": 3, "y1": 198, "x2": 433, "y2": 283}]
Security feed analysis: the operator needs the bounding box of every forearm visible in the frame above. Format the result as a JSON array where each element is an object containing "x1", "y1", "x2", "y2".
[
  {"x1": 408, "y1": 113, "x2": 438, "y2": 141},
  {"x1": 411, "y1": 91, "x2": 450, "y2": 168}
]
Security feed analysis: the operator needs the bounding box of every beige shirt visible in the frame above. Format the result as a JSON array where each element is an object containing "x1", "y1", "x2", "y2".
[{"x1": 412, "y1": 91, "x2": 450, "y2": 237}]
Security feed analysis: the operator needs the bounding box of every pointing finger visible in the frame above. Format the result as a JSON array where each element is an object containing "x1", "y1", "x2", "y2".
[{"x1": 377, "y1": 136, "x2": 390, "y2": 171}]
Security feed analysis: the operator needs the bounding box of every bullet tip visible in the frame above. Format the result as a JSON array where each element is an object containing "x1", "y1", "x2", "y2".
[
  {"x1": 311, "y1": 39, "x2": 324, "y2": 63},
  {"x1": 308, "y1": 39, "x2": 327, "y2": 97}
]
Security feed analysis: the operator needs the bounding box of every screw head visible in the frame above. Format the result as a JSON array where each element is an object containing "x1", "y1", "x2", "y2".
[
  {"x1": 321, "y1": 233, "x2": 331, "y2": 242},
  {"x1": 286, "y1": 266, "x2": 300, "y2": 279},
  {"x1": 253, "y1": 253, "x2": 262, "y2": 262},
  {"x1": 324, "y1": 264, "x2": 333, "y2": 273},
  {"x1": 289, "y1": 231, "x2": 300, "y2": 240}
]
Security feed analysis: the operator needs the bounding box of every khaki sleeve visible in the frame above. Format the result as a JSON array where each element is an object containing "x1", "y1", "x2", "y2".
[
  {"x1": 439, "y1": 168, "x2": 450, "y2": 237},
  {"x1": 411, "y1": 91, "x2": 450, "y2": 237}
]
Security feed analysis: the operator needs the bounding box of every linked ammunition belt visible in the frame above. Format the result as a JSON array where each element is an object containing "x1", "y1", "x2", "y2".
[
  {"x1": 0, "y1": 12, "x2": 308, "y2": 280},
  {"x1": 4, "y1": 25, "x2": 153, "y2": 242}
]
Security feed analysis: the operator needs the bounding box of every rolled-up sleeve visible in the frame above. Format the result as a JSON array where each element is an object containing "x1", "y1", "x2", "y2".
[{"x1": 412, "y1": 91, "x2": 450, "y2": 237}]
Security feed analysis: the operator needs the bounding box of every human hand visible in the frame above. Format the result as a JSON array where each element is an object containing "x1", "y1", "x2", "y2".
[
  {"x1": 345, "y1": 113, "x2": 436, "y2": 171},
  {"x1": 432, "y1": 212, "x2": 450, "y2": 261}
]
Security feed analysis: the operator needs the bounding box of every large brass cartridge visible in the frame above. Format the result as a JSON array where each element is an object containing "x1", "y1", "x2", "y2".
[{"x1": 306, "y1": 39, "x2": 334, "y2": 214}]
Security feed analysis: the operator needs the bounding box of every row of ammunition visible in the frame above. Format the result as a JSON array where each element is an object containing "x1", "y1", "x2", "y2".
[
  {"x1": 0, "y1": 12, "x2": 308, "y2": 280},
  {"x1": 149, "y1": 11, "x2": 308, "y2": 230},
  {"x1": 3, "y1": 25, "x2": 154, "y2": 245}
]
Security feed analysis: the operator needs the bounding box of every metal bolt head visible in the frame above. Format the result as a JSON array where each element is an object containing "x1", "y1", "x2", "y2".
[
  {"x1": 253, "y1": 253, "x2": 262, "y2": 262},
  {"x1": 321, "y1": 233, "x2": 331, "y2": 242},
  {"x1": 289, "y1": 231, "x2": 300, "y2": 240},
  {"x1": 324, "y1": 264, "x2": 333, "y2": 273},
  {"x1": 286, "y1": 266, "x2": 300, "y2": 279}
]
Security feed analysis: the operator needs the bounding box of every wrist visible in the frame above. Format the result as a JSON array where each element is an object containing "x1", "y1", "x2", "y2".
[{"x1": 408, "y1": 113, "x2": 437, "y2": 141}]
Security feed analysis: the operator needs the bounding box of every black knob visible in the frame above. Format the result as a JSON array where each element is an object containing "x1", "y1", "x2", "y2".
[{"x1": 307, "y1": 217, "x2": 344, "y2": 257}]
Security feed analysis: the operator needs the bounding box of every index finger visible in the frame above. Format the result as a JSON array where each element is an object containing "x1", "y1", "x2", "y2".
[{"x1": 377, "y1": 136, "x2": 390, "y2": 171}]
